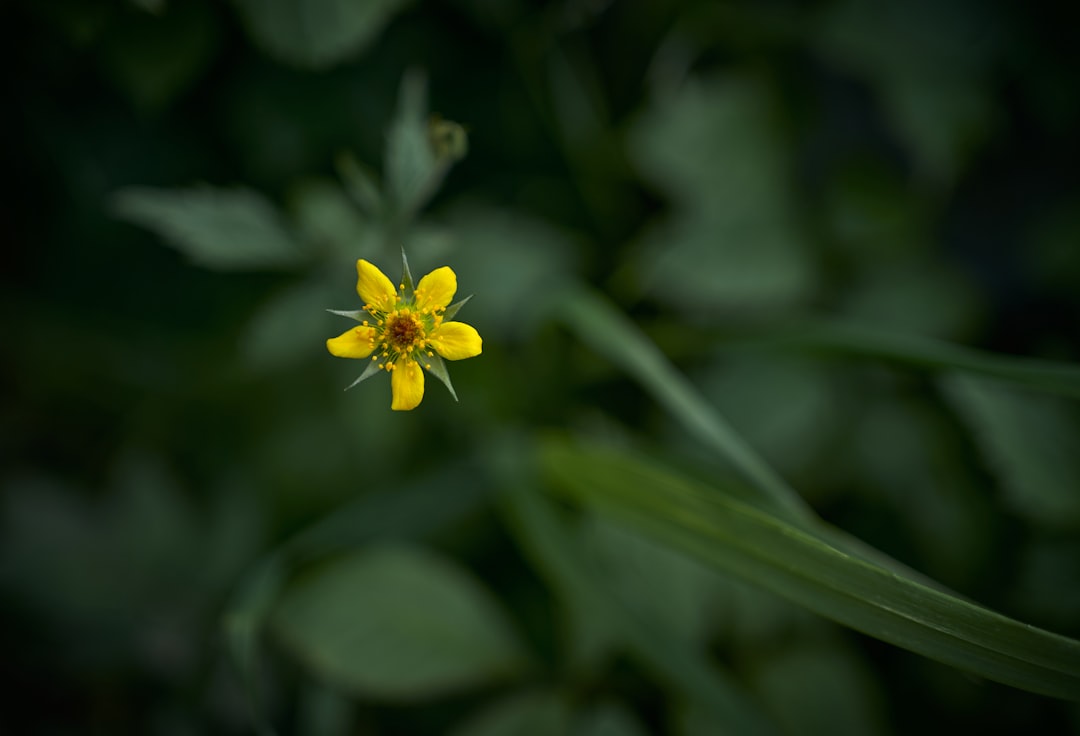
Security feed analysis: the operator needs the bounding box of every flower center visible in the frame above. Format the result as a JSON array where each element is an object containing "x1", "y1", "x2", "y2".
[{"x1": 385, "y1": 312, "x2": 424, "y2": 351}]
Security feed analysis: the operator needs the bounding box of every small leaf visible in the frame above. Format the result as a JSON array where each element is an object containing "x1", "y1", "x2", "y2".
[
  {"x1": 272, "y1": 545, "x2": 526, "y2": 699},
  {"x1": 444, "y1": 294, "x2": 473, "y2": 322},
  {"x1": 244, "y1": 279, "x2": 337, "y2": 371},
  {"x1": 747, "y1": 642, "x2": 888, "y2": 736},
  {"x1": 424, "y1": 352, "x2": 459, "y2": 401},
  {"x1": 628, "y1": 75, "x2": 817, "y2": 312},
  {"x1": 288, "y1": 177, "x2": 372, "y2": 261},
  {"x1": 942, "y1": 374, "x2": 1080, "y2": 528},
  {"x1": 231, "y1": 0, "x2": 413, "y2": 70},
  {"x1": 386, "y1": 71, "x2": 442, "y2": 221},
  {"x1": 325, "y1": 309, "x2": 367, "y2": 321},
  {"x1": 113, "y1": 186, "x2": 305, "y2": 271},
  {"x1": 574, "y1": 703, "x2": 649, "y2": 736},
  {"x1": 400, "y1": 247, "x2": 415, "y2": 293},
  {"x1": 335, "y1": 151, "x2": 384, "y2": 217},
  {"x1": 449, "y1": 692, "x2": 570, "y2": 736},
  {"x1": 344, "y1": 359, "x2": 384, "y2": 391}
]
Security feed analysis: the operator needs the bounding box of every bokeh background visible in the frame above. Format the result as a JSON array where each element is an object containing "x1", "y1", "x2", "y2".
[{"x1": 4, "y1": 0, "x2": 1080, "y2": 734}]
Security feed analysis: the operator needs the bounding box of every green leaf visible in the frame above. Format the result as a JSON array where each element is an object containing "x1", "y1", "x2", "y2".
[
  {"x1": 343, "y1": 358, "x2": 384, "y2": 391},
  {"x1": 539, "y1": 436, "x2": 1080, "y2": 702},
  {"x1": 112, "y1": 186, "x2": 306, "y2": 271},
  {"x1": 815, "y1": 0, "x2": 1000, "y2": 186},
  {"x1": 628, "y1": 74, "x2": 816, "y2": 312},
  {"x1": 231, "y1": 0, "x2": 412, "y2": 69},
  {"x1": 244, "y1": 279, "x2": 338, "y2": 372},
  {"x1": 224, "y1": 467, "x2": 488, "y2": 732},
  {"x1": 573, "y1": 704, "x2": 649, "y2": 736},
  {"x1": 287, "y1": 177, "x2": 372, "y2": 262},
  {"x1": 747, "y1": 642, "x2": 889, "y2": 736},
  {"x1": 580, "y1": 516, "x2": 714, "y2": 646},
  {"x1": 438, "y1": 204, "x2": 578, "y2": 340},
  {"x1": 334, "y1": 151, "x2": 384, "y2": 218},
  {"x1": 449, "y1": 692, "x2": 571, "y2": 736},
  {"x1": 942, "y1": 374, "x2": 1080, "y2": 528},
  {"x1": 424, "y1": 352, "x2": 459, "y2": 401},
  {"x1": 385, "y1": 72, "x2": 465, "y2": 223},
  {"x1": 272, "y1": 544, "x2": 527, "y2": 699}
]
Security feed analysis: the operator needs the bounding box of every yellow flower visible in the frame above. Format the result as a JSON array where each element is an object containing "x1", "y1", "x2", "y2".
[{"x1": 327, "y1": 256, "x2": 482, "y2": 410}]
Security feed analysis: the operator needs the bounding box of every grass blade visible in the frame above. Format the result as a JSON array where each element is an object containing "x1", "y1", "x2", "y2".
[
  {"x1": 540, "y1": 436, "x2": 1080, "y2": 702},
  {"x1": 557, "y1": 286, "x2": 814, "y2": 523}
]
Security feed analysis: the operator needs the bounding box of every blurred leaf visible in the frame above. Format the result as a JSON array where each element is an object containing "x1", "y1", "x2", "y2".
[
  {"x1": 288, "y1": 177, "x2": 374, "y2": 262},
  {"x1": 573, "y1": 703, "x2": 649, "y2": 736},
  {"x1": 225, "y1": 468, "x2": 487, "y2": 732},
  {"x1": 1029, "y1": 197, "x2": 1080, "y2": 298},
  {"x1": 540, "y1": 436, "x2": 1080, "y2": 702},
  {"x1": 113, "y1": 186, "x2": 306, "y2": 271},
  {"x1": 335, "y1": 151, "x2": 385, "y2": 219},
  {"x1": 691, "y1": 354, "x2": 838, "y2": 480},
  {"x1": 580, "y1": 516, "x2": 714, "y2": 646},
  {"x1": 386, "y1": 72, "x2": 466, "y2": 224},
  {"x1": 629, "y1": 75, "x2": 816, "y2": 313},
  {"x1": 436, "y1": 204, "x2": 578, "y2": 339},
  {"x1": 231, "y1": 0, "x2": 412, "y2": 69},
  {"x1": 99, "y1": 1, "x2": 220, "y2": 113},
  {"x1": 244, "y1": 278, "x2": 337, "y2": 372},
  {"x1": 1011, "y1": 538, "x2": 1080, "y2": 632},
  {"x1": 296, "y1": 684, "x2": 353, "y2": 736},
  {"x1": 815, "y1": 0, "x2": 1000, "y2": 185},
  {"x1": 747, "y1": 641, "x2": 889, "y2": 736},
  {"x1": 272, "y1": 544, "x2": 527, "y2": 699},
  {"x1": 849, "y1": 397, "x2": 993, "y2": 587},
  {"x1": 449, "y1": 691, "x2": 570, "y2": 736},
  {"x1": 838, "y1": 257, "x2": 982, "y2": 340},
  {"x1": 941, "y1": 374, "x2": 1080, "y2": 529}
]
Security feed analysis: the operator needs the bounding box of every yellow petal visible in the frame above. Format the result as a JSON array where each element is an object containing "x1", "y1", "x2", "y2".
[
  {"x1": 356, "y1": 259, "x2": 397, "y2": 309},
  {"x1": 391, "y1": 359, "x2": 425, "y2": 410},
  {"x1": 431, "y1": 321, "x2": 482, "y2": 360},
  {"x1": 327, "y1": 326, "x2": 377, "y2": 359},
  {"x1": 415, "y1": 266, "x2": 457, "y2": 312}
]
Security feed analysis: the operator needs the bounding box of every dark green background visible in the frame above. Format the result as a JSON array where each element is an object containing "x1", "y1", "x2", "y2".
[{"x1": 4, "y1": 0, "x2": 1080, "y2": 734}]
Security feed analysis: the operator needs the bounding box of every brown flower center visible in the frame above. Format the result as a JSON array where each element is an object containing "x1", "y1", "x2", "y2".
[{"x1": 386, "y1": 313, "x2": 423, "y2": 351}]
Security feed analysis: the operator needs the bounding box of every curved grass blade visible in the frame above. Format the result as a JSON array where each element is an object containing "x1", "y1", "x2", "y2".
[
  {"x1": 556, "y1": 286, "x2": 954, "y2": 593},
  {"x1": 539, "y1": 436, "x2": 1080, "y2": 703},
  {"x1": 556, "y1": 286, "x2": 814, "y2": 523},
  {"x1": 770, "y1": 320, "x2": 1080, "y2": 400},
  {"x1": 487, "y1": 436, "x2": 781, "y2": 735}
]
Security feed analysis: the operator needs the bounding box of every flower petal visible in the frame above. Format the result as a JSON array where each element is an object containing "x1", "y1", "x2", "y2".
[
  {"x1": 327, "y1": 326, "x2": 377, "y2": 359},
  {"x1": 415, "y1": 266, "x2": 457, "y2": 312},
  {"x1": 356, "y1": 259, "x2": 397, "y2": 309},
  {"x1": 430, "y1": 321, "x2": 482, "y2": 360},
  {"x1": 391, "y1": 359, "x2": 425, "y2": 411}
]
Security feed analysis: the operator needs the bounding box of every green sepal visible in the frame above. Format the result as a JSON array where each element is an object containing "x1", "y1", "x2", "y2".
[
  {"x1": 444, "y1": 294, "x2": 472, "y2": 321},
  {"x1": 399, "y1": 247, "x2": 415, "y2": 297},
  {"x1": 345, "y1": 360, "x2": 383, "y2": 391},
  {"x1": 327, "y1": 308, "x2": 368, "y2": 321},
  {"x1": 423, "y1": 353, "x2": 458, "y2": 401}
]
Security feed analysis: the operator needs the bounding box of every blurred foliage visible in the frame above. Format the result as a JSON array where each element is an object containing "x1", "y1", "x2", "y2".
[{"x1": 5, "y1": 0, "x2": 1080, "y2": 734}]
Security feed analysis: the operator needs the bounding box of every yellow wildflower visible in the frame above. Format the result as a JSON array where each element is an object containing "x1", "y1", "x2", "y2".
[{"x1": 327, "y1": 255, "x2": 482, "y2": 410}]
